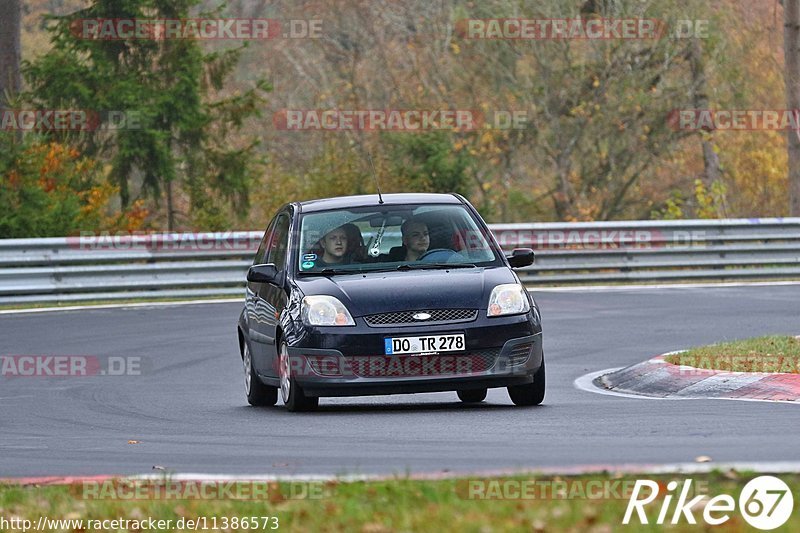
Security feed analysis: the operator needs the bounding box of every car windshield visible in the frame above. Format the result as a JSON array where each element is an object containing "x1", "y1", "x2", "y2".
[{"x1": 297, "y1": 204, "x2": 500, "y2": 274}]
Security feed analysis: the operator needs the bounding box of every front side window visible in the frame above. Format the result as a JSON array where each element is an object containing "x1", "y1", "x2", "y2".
[
  {"x1": 296, "y1": 204, "x2": 500, "y2": 274},
  {"x1": 267, "y1": 213, "x2": 291, "y2": 270},
  {"x1": 253, "y1": 215, "x2": 278, "y2": 265}
]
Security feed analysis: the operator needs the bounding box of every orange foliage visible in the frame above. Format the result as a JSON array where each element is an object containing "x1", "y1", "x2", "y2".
[{"x1": 3, "y1": 140, "x2": 150, "y2": 236}]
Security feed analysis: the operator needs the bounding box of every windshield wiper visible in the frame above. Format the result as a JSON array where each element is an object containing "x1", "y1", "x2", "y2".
[
  {"x1": 298, "y1": 268, "x2": 354, "y2": 276},
  {"x1": 396, "y1": 262, "x2": 476, "y2": 270}
]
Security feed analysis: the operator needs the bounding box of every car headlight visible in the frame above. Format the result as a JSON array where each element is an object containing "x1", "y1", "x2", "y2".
[
  {"x1": 301, "y1": 295, "x2": 355, "y2": 326},
  {"x1": 487, "y1": 284, "x2": 530, "y2": 317}
]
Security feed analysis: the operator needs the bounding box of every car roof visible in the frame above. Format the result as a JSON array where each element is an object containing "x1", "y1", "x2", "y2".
[{"x1": 296, "y1": 193, "x2": 463, "y2": 213}]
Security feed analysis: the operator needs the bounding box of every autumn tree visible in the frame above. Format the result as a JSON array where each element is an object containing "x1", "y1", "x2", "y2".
[
  {"x1": 0, "y1": 0, "x2": 22, "y2": 109},
  {"x1": 22, "y1": 0, "x2": 270, "y2": 230},
  {"x1": 785, "y1": 0, "x2": 800, "y2": 215},
  {"x1": 198, "y1": 0, "x2": 791, "y2": 223}
]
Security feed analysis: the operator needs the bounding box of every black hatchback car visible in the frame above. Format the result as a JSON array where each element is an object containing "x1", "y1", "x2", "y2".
[{"x1": 236, "y1": 193, "x2": 543, "y2": 411}]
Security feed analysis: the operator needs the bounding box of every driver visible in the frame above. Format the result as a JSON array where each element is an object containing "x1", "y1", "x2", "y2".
[
  {"x1": 312, "y1": 223, "x2": 365, "y2": 266},
  {"x1": 318, "y1": 226, "x2": 349, "y2": 265},
  {"x1": 401, "y1": 218, "x2": 430, "y2": 261}
]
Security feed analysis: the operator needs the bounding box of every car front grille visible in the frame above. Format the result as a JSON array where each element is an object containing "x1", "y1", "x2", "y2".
[
  {"x1": 364, "y1": 309, "x2": 478, "y2": 327},
  {"x1": 346, "y1": 349, "x2": 500, "y2": 378}
]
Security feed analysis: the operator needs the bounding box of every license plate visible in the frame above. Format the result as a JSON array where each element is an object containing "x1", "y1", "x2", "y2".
[{"x1": 384, "y1": 334, "x2": 465, "y2": 355}]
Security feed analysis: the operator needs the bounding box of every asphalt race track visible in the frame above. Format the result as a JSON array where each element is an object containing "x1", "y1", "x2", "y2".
[{"x1": 1, "y1": 285, "x2": 799, "y2": 477}]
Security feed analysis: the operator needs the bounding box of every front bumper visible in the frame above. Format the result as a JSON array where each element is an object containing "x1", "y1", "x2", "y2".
[{"x1": 281, "y1": 311, "x2": 542, "y2": 397}]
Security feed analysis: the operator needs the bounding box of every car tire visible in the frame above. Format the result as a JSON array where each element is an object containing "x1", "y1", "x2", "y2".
[
  {"x1": 243, "y1": 340, "x2": 278, "y2": 406},
  {"x1": 457, "y1": 388, "x2": 487, "y2": 403},
  {"x1": 507, "y1": 357, "x2": 545, "y2": 406},
  {"x1": 279, "y1": 342, "x2": 319, "y2": 412}
]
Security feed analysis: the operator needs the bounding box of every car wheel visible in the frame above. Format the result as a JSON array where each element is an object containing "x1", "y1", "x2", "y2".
[
  {"x1": 508, "y1": 357, "x2": 545, "y2": 406},
  {"x1": 243, "y1": 341, "x2": 278, "y2": 406},
  {"x1": 279, "y1": 342, "x2": 319, "y2": 412},
  {"x1": 457, "y1": 388, "x2": 487, "y2": 403}
]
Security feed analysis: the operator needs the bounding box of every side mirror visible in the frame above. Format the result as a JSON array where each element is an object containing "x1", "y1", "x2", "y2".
[
  {"x1": 507, "y1": 248, "x2": 535, "y2": 268},
  {"x1": 247, "y1": 263, "x2": 282, "y2": 285}
]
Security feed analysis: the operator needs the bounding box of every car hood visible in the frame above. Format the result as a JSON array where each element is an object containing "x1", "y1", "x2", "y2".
[{"x1": 294, "y1": 267, "x2": 519, "y2": 317}]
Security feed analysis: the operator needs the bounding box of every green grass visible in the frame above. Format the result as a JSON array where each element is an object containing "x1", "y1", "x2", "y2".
[
  {"x1": 2, "y1": 472, "x2": 799, "y2": 532},
  {"x1": 665, "y1": 335, "x2": 800, "y2": 373}
]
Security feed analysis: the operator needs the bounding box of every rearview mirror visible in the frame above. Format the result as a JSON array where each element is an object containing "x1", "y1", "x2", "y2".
[
  {"x1": 369, "y1": 214, "x2": 405, "y2": 227},
  {"x1": 506, "y1": 248, "x2": 535, "y2": 268},
  {"x1": 247, "y1": 263, "x2": 282, "y2": 285}
]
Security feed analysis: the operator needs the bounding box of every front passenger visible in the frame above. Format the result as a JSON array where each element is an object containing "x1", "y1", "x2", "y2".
[{"x1": 400, "y1": 219, "x2": 430, "y2": 261}]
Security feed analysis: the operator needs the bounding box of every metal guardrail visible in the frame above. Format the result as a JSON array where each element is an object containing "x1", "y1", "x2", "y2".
[{"x1": 1, "y1": 218, "x2": 799, "y2": 304}]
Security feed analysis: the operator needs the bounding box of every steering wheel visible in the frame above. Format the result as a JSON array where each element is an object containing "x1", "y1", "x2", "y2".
[{"x1": 418, "y1": 248, "x2": 457, "y2": 262}]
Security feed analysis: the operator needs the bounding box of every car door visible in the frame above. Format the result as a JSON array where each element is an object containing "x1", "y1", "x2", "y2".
[
  {"x1": 250, "y1": 210, "x2": 292, "y2": 378},
  {"x1": 245, "y1": 215, "x2": 277, "y2": 374}
]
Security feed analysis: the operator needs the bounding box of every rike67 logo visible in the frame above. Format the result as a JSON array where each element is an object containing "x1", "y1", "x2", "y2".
[{"x1": 623, "y1": 476, "x2": 794, "y2": 530}]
